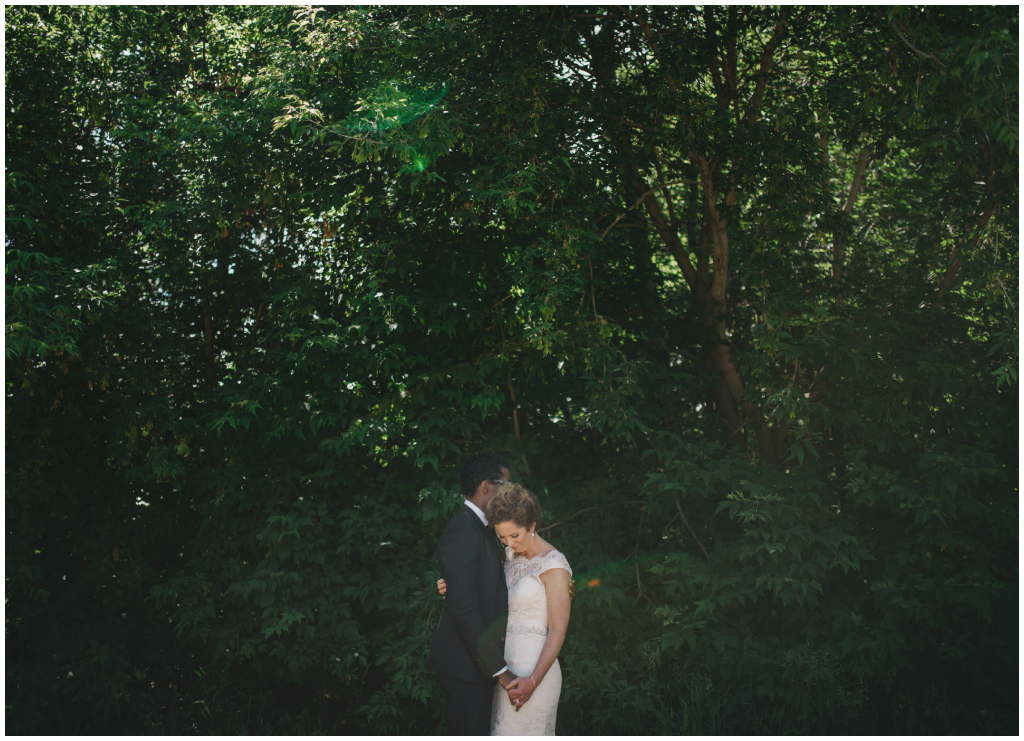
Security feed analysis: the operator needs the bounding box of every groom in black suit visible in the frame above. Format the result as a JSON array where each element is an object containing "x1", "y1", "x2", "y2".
[{"x1": 427, "y1": 452, "x2": 520, "y2": 735}]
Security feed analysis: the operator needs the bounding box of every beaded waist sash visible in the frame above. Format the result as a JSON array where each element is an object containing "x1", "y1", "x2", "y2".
[{"x1": 507, "y1": 624, "x2": 548, "y2": 637}]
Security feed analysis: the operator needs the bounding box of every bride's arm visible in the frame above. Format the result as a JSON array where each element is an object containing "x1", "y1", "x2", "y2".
[{"x1": 506, "y1": 567, "x2": 571, "y2": 706}]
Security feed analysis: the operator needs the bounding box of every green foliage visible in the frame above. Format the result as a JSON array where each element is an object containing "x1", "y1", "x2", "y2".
[{"x1": 6, "y1": 5, "x2": 1016, "y2": 735}]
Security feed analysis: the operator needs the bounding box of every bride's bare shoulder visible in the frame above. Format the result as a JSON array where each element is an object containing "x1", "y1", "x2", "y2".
[{"x1": 535, "y1": 535, "x2": 560, "y2": 557}]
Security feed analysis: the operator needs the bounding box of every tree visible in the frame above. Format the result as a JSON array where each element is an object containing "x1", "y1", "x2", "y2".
[{"x1": 6, "y1": 5, "x2": 1017, "y2": 733}]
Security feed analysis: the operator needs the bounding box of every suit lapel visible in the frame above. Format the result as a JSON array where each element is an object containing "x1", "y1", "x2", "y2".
[
  {"x1": 491, "y1": 529, "x2": 506, "y2": 562},
  {"x1": 460, "y1": 502, "x2": 484, "y2": 531},
  {"x1": 461, "y1": 503, "x2": 505, "y2": 563}
]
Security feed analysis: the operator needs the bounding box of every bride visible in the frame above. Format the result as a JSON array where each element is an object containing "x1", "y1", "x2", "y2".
[{"x1": 438, "y1": 483, "x2": 573, "y2": 735}]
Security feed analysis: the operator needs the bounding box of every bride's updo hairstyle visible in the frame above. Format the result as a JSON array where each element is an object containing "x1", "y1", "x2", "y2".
[{"x1": 486, "y1": 483, "x2": 541, "y2": 529}]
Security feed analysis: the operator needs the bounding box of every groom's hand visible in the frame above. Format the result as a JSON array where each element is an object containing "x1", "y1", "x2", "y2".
[
  {"x1": 506, "y1": 676, "x2": 536, "y2": 711},
  {"x1": 498, "y1": 670, "x2": 527, "y2": 710}
]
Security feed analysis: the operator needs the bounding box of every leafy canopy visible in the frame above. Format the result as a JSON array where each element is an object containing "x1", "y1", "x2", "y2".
[{"x1": 6, "y1": 5, "x2": 1017, "y2": 734}]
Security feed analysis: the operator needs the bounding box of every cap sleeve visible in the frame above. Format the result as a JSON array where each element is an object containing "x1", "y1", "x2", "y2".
[{"x1": 540, "y1": 549, "x2": 572, "y2": 578}]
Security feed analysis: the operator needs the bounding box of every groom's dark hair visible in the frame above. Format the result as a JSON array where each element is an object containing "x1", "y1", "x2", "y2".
[{"x1": 459, "y1": 452, "x2": 510, "y2": 498}]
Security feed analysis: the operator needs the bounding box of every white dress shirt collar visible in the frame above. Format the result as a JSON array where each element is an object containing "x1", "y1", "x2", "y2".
[{"x1": 464, "y1": 499, "x2": 488, "y2": 526}]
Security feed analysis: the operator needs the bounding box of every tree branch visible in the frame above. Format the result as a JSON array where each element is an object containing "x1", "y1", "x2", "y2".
[
  {"x1": 724, "y1": 6, "x2": 743, "y2": 121},
  {"x1": 934, "y1": 202, "x2": 996, "y2": 301},
  {"x1": 890, "y1": 18, "x2": 946, "y2": 70},
  {"x1": 601, "y1": 163, "x2": 699, "y2": 290},
  {"x1": 746, "y1": 14, "x2": 785, "y2": 125},
  {"x1": 202, "y1": 299, "x2": 215, "y2": 375},
  {"x1": 703, "y1": 7, "x2": 727, "y2": 102},
  {"x1": 833, "y1": 145, "x2": 873, "y2": 287},
  {"x1": 502, "y1": 333, "x2": 532, "y2": 476},
  {"x1": 842, "y1": 146, "x2": 873, "y2": 217},
  {"x1": 690, "y1": 152, "x2": 728, "y2": 303},
  {"x1": 934, "y1": 141, "x2": 997, "y2": 303},
  {"x1": 691, "y1": 151, "x2": 782, "y2": 462},
  {"x1": 537, "y1": 501, "x2": 646, "y2": 534},
  {"x1": 252, "y1": 302, "x2": 265, "y2": 333},
  {"x1": 624, "y1": 5, "x2": 680, "y2": 93},
  {"x1": 599, "y1": 178, "x2": 700, "y2": 242},
  {"x1": 675, "y1": 497, "x2": 709, "y2": 560},
  {"x1": 653, "y1": 146, "x2": 678, "y2": 228}
]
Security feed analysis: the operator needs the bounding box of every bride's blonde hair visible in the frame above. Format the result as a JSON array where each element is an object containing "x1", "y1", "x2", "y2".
[{"x1": 486, "y1": 482, "x2": 541, "y2": 529}]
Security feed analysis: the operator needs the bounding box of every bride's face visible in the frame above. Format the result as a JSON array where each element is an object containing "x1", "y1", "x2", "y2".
[{"x1": 494, "y1": 520, "x2": 535, "y2": 553}]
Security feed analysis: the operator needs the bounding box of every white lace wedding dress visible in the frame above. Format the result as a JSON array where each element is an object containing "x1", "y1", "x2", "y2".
[{"x1": 491, "y1": 547, "x2": 572, "y2": 736}]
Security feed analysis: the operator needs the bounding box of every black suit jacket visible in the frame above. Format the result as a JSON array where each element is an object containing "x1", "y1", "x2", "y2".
[{"x1": 427, "y1": 503, "x2": 509, "y2": 685}]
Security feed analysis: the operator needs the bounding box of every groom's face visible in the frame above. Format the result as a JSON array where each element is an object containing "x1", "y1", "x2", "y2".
[
  {"x1": 492, "y1": 467, "x2": 511, "y2": 487},
  {"x1": 478, "y1": 466, "x2": 511, "y2": 505}
]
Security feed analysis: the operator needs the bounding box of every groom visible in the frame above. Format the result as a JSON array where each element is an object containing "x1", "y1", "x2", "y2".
[{"x1": 427, "y1": 452, "x2": 521, "y2": 735}]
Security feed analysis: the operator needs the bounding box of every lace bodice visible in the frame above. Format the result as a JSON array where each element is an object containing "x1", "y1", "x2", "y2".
[
  {"x1": 504, "y1": 548, "x2": 572, "y2": 591},
  {"x1": 503, "y1": 548, "x2": 572, "y2": 637}
]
